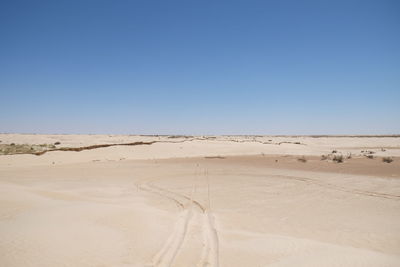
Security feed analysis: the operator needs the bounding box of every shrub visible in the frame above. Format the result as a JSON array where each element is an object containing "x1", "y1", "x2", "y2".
[
  {"x1": 333, "y1": 154, "x2": 343, "y2": 163},
  {"x1": 297, "y1": 157, "x2": 307, "y2": 163},
  {"x1": 321, "y1": 155, "x2": 328, "y2": 160},
  {"x1": 332, "y1": 150, "x2": 337, "y2": 153},
  {"x1": 382, "y1": 157, "x2": 393, "y2": 163},
  {"x1": 365, "y1": 155, "x2": 374, "y2": 159},
  {"x1": 54, "y1": 142, "x2": 61, "y2": 145}
]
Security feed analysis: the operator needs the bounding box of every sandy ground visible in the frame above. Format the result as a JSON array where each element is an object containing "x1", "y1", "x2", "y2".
[{"x1": 1, "y1": 134, "x2": 400, "y2": 266}]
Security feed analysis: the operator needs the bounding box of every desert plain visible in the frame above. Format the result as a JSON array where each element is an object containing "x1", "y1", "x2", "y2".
[{"x1": 1, "y1": 134, "x2": 400, "y2": 267}]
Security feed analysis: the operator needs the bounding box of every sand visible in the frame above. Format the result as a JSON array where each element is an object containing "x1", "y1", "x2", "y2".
[{"x1": 1, "y1": 134, "x2": 400, "y2": 266}]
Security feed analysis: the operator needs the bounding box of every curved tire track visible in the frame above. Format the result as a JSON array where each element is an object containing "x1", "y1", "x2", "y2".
[{"x1": 139, "y1": 177, "x2": 219, "y2": 267}]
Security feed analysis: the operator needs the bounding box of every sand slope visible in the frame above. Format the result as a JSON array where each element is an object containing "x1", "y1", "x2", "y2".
[{"x1": 1, "y1": 135, "x2": 400, "y2": 266}]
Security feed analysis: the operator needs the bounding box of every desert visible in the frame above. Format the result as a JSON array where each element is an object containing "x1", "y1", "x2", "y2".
[
  {"x1": 1, "y1": 134, "x2": 399, "y2": 266},
  {"x1": 2, "y1": 1, "x2": 400, "y2": 266}
]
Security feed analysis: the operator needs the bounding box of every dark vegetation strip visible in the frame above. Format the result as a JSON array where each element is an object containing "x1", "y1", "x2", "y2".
[
  {"x1": 2, "y1": 136, "x2": 306, "y2": 156},
  {"x1": 34, "y1": 141, "x2": 157, "y2": 155}
]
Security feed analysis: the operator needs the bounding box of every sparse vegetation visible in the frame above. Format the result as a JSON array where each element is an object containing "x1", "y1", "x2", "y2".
[
  {"x1": 204, "y1": 156, "x2": 225, "y2": 159},
  {"x1": 168, "y1": 135, "x2": 194, "y2": 139},
  {"x1": 297, "y1": 156, "x2": 307, "y2": 163},
  {"x1": 0, "y1": 143, "x2": 56, "y2": 155},
  {"x1": 321, "y1": 153, "x2": 348, "y2": 163},
  {"x1": 382, "y1": 157, "x2": 393, "y2": 163},
  {"x1": 333, "y1": 154, "x2": 343, "y2": 163}
]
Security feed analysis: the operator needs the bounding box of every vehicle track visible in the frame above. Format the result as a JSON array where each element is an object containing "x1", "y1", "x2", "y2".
[
  {"x1": 138, "y1": 175, "x2": 219, "y2": 267},
  {"x1": 271, "y1": 174, "x2": 400, "y2": 200},
  {"x1": 211, "y1": 171, "x2": 400, "y2": 201}
]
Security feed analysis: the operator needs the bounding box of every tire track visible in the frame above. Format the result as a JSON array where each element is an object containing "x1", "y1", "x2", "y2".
[
  {"x1": 219, "y1": 171, "x2": 400, "y2": 201},
  {"x1": 140, "y1": 183, "x2": 189, "y2": 267},
  {"x1": 271, "y1": 175, "x2": 400, "y2": 200},
  {"x1": 150, "y1": 182, "x2": 219, "y2": 267},
  {"x1": 151, "y1": 210, "x2": 191, "y2": 267},
  {"x1": 138, "y1": 176, "x2": 219, "y2": 267}
]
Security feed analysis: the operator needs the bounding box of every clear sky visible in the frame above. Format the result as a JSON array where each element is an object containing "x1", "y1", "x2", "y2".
[{"x1": 1, "y1": 0, "x2": 399, "y2": 135}]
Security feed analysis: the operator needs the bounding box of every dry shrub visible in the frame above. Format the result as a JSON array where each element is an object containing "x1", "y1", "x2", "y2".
[
  {"x1": 297, "y1": 157, "x2": 307, "y2": 163},
  {"x1": 333, "y1": 154, "x2": 343, "y2": 163},
  {"x1": 382, "y1": 157, "x2": 393, "y2": 163}
]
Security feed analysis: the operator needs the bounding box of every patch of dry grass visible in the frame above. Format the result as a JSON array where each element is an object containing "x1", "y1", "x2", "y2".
[
  {"x1": 0, "y1": 144, "x2": 56, "y2": 155},
  {"x1": 297, "y1": 156, "x2": 307, "y2": 163},
  {"x1": 382, "y1": 157, "x2": 393, "y2": 163},
  {"x1": 332, "y1": 154, "x2": 344, "y2": 163}
]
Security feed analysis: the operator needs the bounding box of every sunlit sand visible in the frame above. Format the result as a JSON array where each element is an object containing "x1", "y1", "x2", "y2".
[{"x1": 1, "y1": 134, "x2": 399, "y2": 266}]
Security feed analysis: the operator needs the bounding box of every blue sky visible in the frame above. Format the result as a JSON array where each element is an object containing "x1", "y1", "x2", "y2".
[{"x1": 1, "y1": 0, "x2": 399, "y2": 135}]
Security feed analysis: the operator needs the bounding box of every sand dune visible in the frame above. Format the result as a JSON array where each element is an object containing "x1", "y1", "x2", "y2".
[{"x1": 1, "y1": 134, "x2": 400, "y2": 266}]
